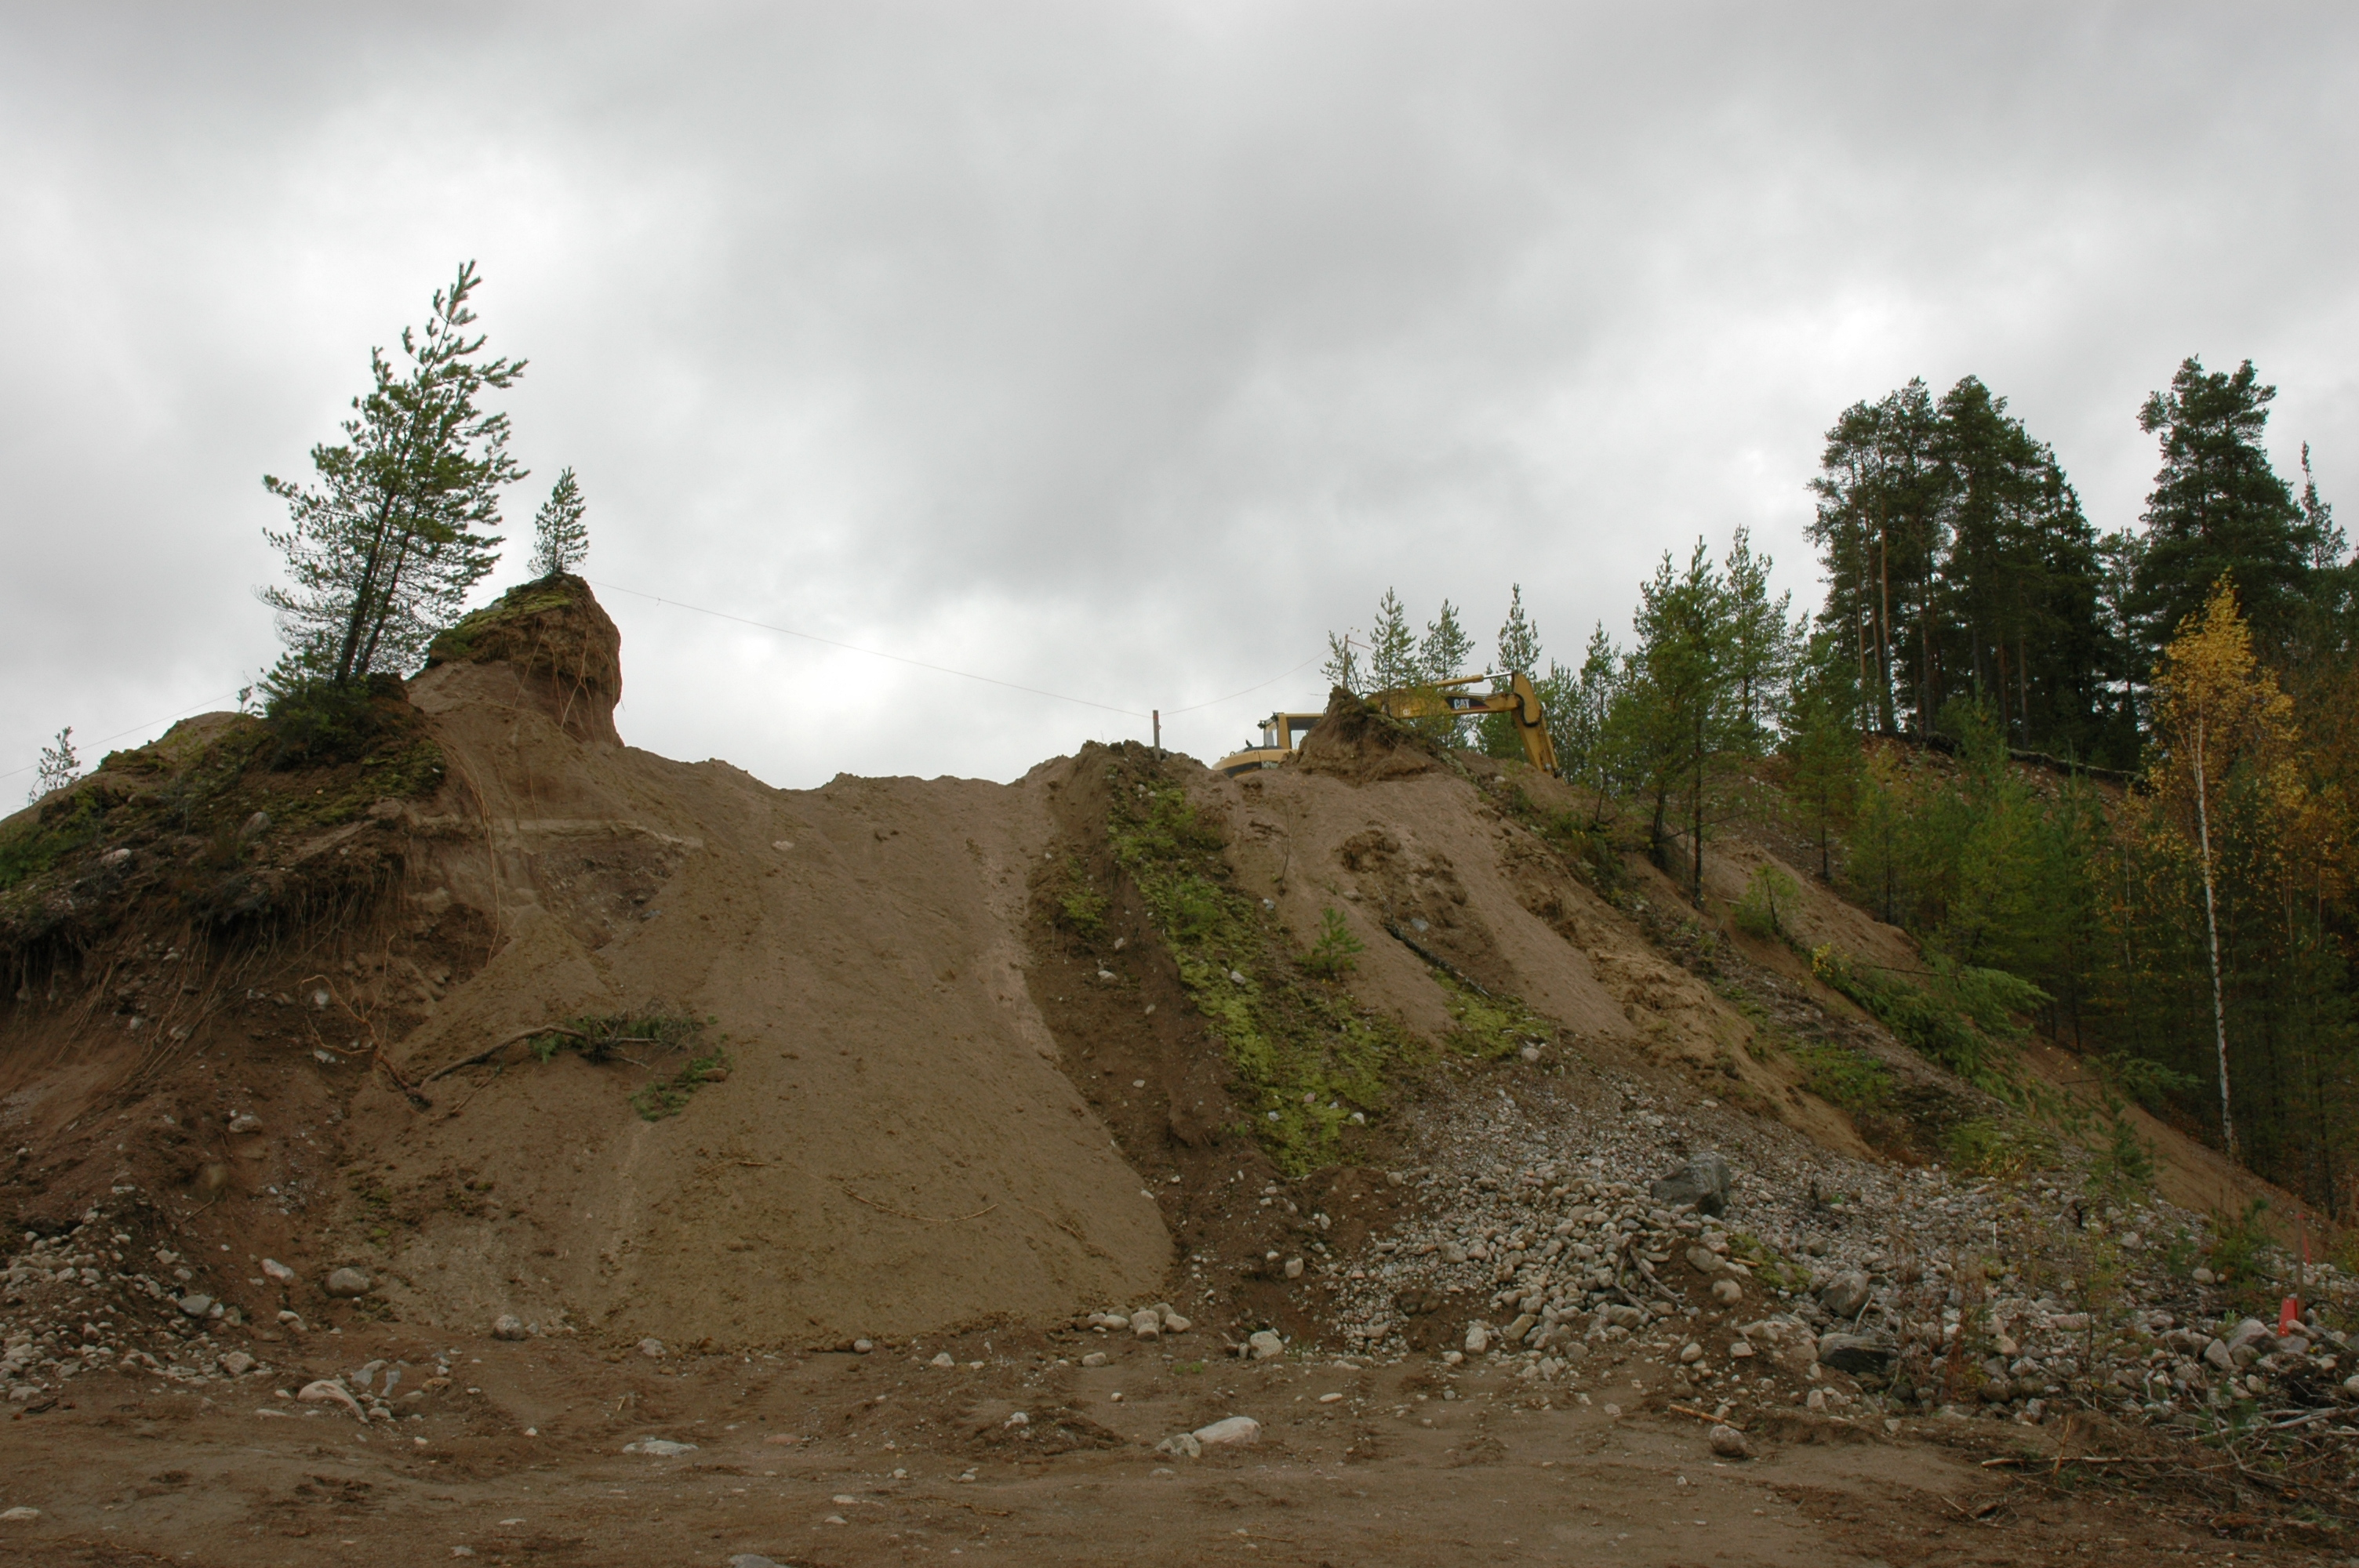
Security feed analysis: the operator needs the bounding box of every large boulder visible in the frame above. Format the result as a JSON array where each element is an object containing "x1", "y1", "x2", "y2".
[
  {"x1": 1816, "y1": 1332, "x2": 1897, "y2": 1377},
  {"x1": 1648, "y1": 1152, "x2": 1733, "y2": 1217},
  {"x1": 1816, "y1": 1270, "x2": 1873, "y2": 1318}
]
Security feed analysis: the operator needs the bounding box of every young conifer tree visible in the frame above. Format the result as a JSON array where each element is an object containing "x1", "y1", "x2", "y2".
[
  {"x1": 260, "y1": 262, "x2": 525, "y2": 690},
  {"x1": 1319, "y1": 630, "x2": 1363, "y2": 695},
  {"x1": 1368, "y1": 590, "x2": 1419, "y2": 692},
  {"x1": 1419, "y1": 600, "x2": 1475, "y2": 685},
  {"x1": 1480, "y1": 585, "x2": 1544, "y2": 758},
  {"x1": 28, "y1": 727, "x2": 79, "y2": 805},
  {"x1": 529, "y1": 467, "x2": 589, "y2": 579}
]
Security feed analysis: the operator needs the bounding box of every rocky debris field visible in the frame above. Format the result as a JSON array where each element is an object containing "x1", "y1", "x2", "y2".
[
  {"x1": 0, "y1": 1182, "x2": 508, "y2": 1432},
  {"x1": 1254, "y1": 1049, "x2": 2359, "y2": 1484},
  {"x1": 2, "y1": 1191, "x2": 280, "y2": 1413}
]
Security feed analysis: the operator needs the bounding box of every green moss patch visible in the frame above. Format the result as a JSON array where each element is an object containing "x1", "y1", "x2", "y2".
[
  {"x1": 424, "y1": 578, "x2": 588, "y2": 666},
  {"x1": 1105, "y1": 757, "x2": 1424, "y2": 1174},
  {"x1": 1435, "y1": 972, "x2": 1556, "y2": 1061}
]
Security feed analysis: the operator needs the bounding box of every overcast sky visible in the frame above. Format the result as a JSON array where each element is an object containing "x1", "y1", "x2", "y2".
[{"x1": 4, "y1": 5, "x2": 2355, "y2": 793}]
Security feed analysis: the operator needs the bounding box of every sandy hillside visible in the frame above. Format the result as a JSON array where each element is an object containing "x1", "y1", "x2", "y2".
[
  {"x1": 354, "y1": 593, "x2": 1176, "y2": 1345},
  {"x1": 0, "y1": 578, "x2": 2331, "y2": 1356},
  {"x1": 0, "y1": 583, "x2": 1885, "y2": 1352}
]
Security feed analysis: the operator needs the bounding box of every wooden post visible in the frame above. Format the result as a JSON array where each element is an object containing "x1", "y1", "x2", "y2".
[{"x1": 1153, "y1": 710, "x2": 1161, "y2": 754}]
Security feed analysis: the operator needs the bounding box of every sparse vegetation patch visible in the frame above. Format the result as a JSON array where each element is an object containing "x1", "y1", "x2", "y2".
[{"x1": 1106, "y1": 756, "x2": 1423, "y2": 1174}]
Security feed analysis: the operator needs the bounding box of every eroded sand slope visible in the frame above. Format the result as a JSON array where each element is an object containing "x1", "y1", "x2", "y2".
[{"x1": 362, "y1": 625, "x2": 1168, "y2": 1346}]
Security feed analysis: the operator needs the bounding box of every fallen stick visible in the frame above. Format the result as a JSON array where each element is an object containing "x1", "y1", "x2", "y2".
[
  {"x1": 2262, "y1": 1410, "x2": 2337, "y2": 1432},
  {"x1": 423, "y1": 1026, "x2": 586, "y2": 1083},
  {"x1": 1665, "y1": 1403, "x2": 1742, "y2": 1429}
]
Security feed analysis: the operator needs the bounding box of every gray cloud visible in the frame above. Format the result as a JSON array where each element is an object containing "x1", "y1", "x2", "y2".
[{"x1": 5, "y1": 4, "x2": 2355, "y2": 789}]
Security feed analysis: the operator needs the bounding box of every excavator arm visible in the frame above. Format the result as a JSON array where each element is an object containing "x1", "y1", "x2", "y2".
[
  {"x1": 1369, "y1": 671, "x2": 1560, "y2": 775},
  {"x1": 1213, "y1": 673, "x2": 1561, "y2": 779}
]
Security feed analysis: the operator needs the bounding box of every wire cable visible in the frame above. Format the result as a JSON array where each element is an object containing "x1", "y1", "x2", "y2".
[
  {"x1": 586, "y1": 577, "x2": 1154, "y2": 719},
  {"x1": 0, "y1": 690, "x2": 248, "y2": 785},
  {"x1": 588, "y1": 576, "x2": 1322, "y2": 721}
]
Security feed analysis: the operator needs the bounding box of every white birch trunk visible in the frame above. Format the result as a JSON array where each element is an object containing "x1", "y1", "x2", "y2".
[{"x1": 2194, "y1": 712, "x2": 2236, "y2": 1160}]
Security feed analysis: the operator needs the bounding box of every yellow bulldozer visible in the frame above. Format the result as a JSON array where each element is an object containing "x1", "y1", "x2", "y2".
[{"x1": 1213, "y1": 670, "x2": 1561, "y2": 778}]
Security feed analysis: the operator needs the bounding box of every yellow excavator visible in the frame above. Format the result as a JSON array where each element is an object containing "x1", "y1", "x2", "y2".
[{"x1": 1213, "y1": 670, "x2": 1561, "y2": 778}]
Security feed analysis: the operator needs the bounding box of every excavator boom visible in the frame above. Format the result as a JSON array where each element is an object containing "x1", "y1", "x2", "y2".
[
  {"x1": 1212, "y1": 672, "x2": 1560, "y2": 778},
  {"x1": 1368, "y1": 670, "x2": 1560, "y2": 775}
]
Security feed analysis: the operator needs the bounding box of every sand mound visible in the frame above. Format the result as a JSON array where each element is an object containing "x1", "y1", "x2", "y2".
[
  {"x1": 1292, "y1": 687, "x2": 1449, "y2": 783},
  {"x1": 361, "y1": 580, "x2": 1169, "y2": 1344}
]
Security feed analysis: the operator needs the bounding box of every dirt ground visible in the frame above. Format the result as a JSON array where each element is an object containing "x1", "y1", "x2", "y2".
[{"x1": 0, "y1": 1324, "x2": 2324, "y2": 1567}]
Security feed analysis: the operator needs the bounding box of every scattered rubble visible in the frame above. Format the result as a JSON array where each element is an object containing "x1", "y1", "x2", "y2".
[{"x1": 1270, "y1": 1054, "x2": 2356, "y2": 1452}]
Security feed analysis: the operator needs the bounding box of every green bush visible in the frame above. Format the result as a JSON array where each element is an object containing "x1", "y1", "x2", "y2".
[
  {"x1": 1789, "y1": 1037, "x2": 1893, "y2": 1112},
  {"x1": 2205, "y1": 1197, "x2": 2274, "y2": 1286},
  {"x1": 2100, "y1": 1052, "x2": 2201, "y2": 1113},
  {"x1": 1811, "y1": 943, "x2": 2045, "y2": 1093},
  {"x1": 1732, "y1": 863, "x2": 1801, "y2": 941},
  {"x1": 518, "y1": 1011, "x2": 726, "y2": 1121},
  {"x1": 1945, "y1": 1116, "x2": 2057, "y2": 1178},
  {"x1": 263, "y1": 675, "x2": 409, "y2": 768}
]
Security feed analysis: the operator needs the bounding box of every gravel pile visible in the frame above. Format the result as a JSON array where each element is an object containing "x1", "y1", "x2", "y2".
[
  {"x1": 0, "y1": 1189, "x2": 281, "y2": 1408},
  {"x1": 1288, "y1": 1059, "x2": 2358, "y2": 1436}
]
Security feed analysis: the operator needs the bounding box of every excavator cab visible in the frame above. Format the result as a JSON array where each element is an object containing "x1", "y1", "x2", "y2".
[{"x1": 1213, "y1": 712, "x2": 1323, "y2": 778}]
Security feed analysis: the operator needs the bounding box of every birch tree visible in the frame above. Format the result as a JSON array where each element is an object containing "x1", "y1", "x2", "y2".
[{"x1": 2143, "y1": 579, "x2": 2305, "y2": 1157}]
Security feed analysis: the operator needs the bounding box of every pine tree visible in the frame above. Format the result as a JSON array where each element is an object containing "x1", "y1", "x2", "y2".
[
  {"x1": 1623, "y1": 539, "x2": 1736, "y2": 898},
  {"x1": 1932, "y1": 376, "x2": 2113, "y2": 759},
  {"x1": 1723, "y1": 526, "x2": 1797, "y2": 750},
  {"x1": 529, "y1": 467, "x2": 588, "y2": 579},
  {"x1": 260, "y1": 262, "x2": 525, "y2": 690},
  {"x1": 28, "y1": 727, "x2": 79, "y2": 804},
  {"x1": 1368, "y1": 590, "x2": 1419, "y2": 692},
  {"x1": 1806, "y1": 379, "x2": 1947, "y2": 735},
  {"x1": 1419, "y1": 600, "x2": 1476, "y2": 685},
  {"x1": 2128, "y1": 358, "x2": 2310, "y2": 659},
  {"x1": 1479, "y1": 586, "x2": 1544, "y2": 760},
  {"x1": 1494, "y1": 585, "x2": 1541, "y2": 677},
  {"x1": 1783, "y1": 633, "x2": 1863, "y2": 880},
  {"x1": 2299, "y1": 444, "x2": 2343, "y2": 571}
]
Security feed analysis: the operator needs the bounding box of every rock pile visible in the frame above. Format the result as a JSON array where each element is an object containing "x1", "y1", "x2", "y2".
[
  {"x1": 1074, "y1": 1303, "x2": 1193, "y2": 1338},
  {"x1": 1288, "y1": 1060, "x2": 2356, "y2": 1437},
  {"x1": 0, "y1": 1193, "x2": 283, "y2": 1407}
]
